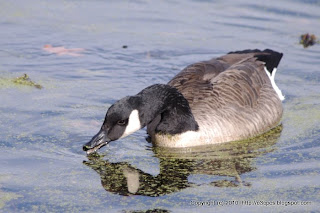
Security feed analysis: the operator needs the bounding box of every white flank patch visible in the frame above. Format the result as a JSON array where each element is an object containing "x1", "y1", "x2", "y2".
[
  {"x1": 120, "y1": 109, "x2": 141, "y2": 139},
  {"x1": 154, "y1": 130, "x2": 207, "y2": 148},
  {"x1": 264, "y1": 67, "x2": 285, "y2": 101}
]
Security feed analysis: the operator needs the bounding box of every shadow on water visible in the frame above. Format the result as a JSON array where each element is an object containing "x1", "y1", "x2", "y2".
[{"x1": 83, "y1": 125, "x2": 282, "y2": 197}]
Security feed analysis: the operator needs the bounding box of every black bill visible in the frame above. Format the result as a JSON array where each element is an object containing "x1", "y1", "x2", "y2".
[{"x1": 83, "y1": 129, "x2": 110, "y2": 154}]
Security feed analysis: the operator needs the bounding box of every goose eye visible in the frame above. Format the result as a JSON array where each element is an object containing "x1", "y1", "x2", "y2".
[{"x1": 117, "y1": 120, "x2": 126, "y2": 126}]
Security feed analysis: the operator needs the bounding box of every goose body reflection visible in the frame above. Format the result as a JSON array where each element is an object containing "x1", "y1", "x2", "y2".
[{"x1": 83, "y1": 126, "x2": 282, "y2": 197}]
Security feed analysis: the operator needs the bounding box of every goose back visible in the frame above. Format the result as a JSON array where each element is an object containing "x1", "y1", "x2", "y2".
[{"x1": 165, "y1": 50, "x2": 283, "y2": 146}]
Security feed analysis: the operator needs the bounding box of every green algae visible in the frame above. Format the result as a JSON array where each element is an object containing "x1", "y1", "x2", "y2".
[
  {"x1": 0, "y1": 191, "x2": 22, "y2": 209},
  {"x1": 153, "y1": 125, "x2": 282, "y2": 161},
  {"x1": 282, "y1": 94, "x2": 320, "y2": 145},
  {"x1": 83, "y1": 126, "x2": 283, "y2": 197},
  {"x1": 12, "y1": 74, "x2": 43, "y2": 89},
  {"x1": 0, "y1": 73, "x2": 43, "y2": 89},
  {"x1": 0, "y1": 175, "x2": 23, "y2": 209}
]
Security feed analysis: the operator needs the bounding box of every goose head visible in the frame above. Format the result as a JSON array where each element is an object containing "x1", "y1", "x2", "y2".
[
  {"x1": 83, "y1": 84, "x2": 198, "y2": 154},
  {"x1": 83, "y1": 96, "x2": 143, "y2": 154}
]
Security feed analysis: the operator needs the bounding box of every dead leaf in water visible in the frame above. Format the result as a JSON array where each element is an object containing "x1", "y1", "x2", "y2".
[{"x1": 300, "y1": 33, "x2": 319, "y2": 48}]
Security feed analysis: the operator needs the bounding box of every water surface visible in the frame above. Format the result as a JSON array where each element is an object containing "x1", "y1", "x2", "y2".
[{"x1": 0, "y1": 0, "x2": 320, "y2": 212}]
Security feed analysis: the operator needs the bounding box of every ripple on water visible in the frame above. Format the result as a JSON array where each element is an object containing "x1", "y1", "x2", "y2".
[{"x1": 1, "y1": 0, "x2": 320, "y2": 212}]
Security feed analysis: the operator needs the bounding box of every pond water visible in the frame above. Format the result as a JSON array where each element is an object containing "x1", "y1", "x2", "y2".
[{"x1": 1, "y1": 0, "x2": 320, "y2": 212}]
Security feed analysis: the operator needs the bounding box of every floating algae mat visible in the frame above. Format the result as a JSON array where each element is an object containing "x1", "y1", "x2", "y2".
[{"x1": 12, "y1": 74, "x2": 43, "y2": 89}]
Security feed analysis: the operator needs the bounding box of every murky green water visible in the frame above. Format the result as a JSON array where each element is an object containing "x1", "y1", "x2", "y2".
[{"x1": 1, "y1": 0, "x2": 319, "y2": 212}]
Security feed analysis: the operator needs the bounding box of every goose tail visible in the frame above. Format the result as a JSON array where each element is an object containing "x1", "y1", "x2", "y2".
[
  {"x1": 228, "y1": 49, "x2": 285, "y2": 101},
  {"x1": 228, "y1": 49, "x2": 283, "y2": 74}
]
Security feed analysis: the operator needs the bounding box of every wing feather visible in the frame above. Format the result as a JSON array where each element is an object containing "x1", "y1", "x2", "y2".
[{"x1": 167, "y1": 52, "x2": 283, "y2": 140}]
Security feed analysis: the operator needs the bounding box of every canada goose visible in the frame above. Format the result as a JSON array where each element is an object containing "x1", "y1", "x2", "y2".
[{"x1": 83, "y1": 49, "x2": 284, "y2": 154}]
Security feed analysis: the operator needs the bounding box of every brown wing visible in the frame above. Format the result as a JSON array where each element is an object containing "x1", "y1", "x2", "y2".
[
  {"x1": 168, "y1": 53, "x2": 272, "y2": 108},
  {"x1": 167, "y1": 51, "x2": 283, "y2": 139},
  {"x1": 168, "y1": 59, "x2": 229, "y2": 108},
  {"x1": 208, "y1": 58, "x2": 268, "y2": 108}
]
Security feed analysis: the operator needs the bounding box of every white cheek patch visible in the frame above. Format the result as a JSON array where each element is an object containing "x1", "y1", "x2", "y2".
[
  {"x1": 264, "y1": 67, "x2": 285, "y2": 101},
  {"x1": 120, "y1": 109, "x2": 141, "y2": 139}
]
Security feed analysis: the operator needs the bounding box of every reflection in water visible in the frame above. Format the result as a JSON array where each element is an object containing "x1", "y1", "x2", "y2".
[{"x1": 84, "y1": 125, "x2": 282, "y2": 197}]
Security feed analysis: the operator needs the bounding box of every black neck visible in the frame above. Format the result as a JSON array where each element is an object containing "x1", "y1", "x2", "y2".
[{"x1": 134, "y1": 84, "x2": 198, "y2": 135}]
